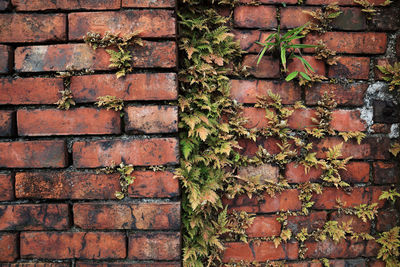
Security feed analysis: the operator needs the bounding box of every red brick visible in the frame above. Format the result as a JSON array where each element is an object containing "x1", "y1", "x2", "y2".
[
  {"x1": 223, "y1": 242, "x2": 298, "y2": 262},
  {"x1": 238, "y1": 164, "x2": 279, "y2": 184},
  {"x1": 371, "y1": 123, "x2": 391, "y2": 134},
  {"x1": 376, "y1": 209, "x2": 399, "y2": 232},
  {"x1": 312, "y1": 186, "x2": 386, "y2": 210},
  {"x1": 0, "y1": 204, "x2": 69, "y2": 230},
  {"x1": 306, "y1": 0, "x2": 387, "y2": 5},
  {"x1": 76, "y1": 263, "x2": 180, "y2": 267},
  {"x1": 15, "y1": 42, "x2": 177, "y2": 72},
  {"x1": 305, "y1": 32, "x2": 387, "y2": 54},
  {"x1": 285, "y1": 162, "x2": 323, "y2": 183},
  {"x1": 233, "y1": 30, "x2": 271, "y2": 53},
  {"x1": 286, "y1": 262, "x2": 322, "y2": 267},
  {"x1": 225, "y1": 189, "x2": 301, "y2": 213},
  {"x1": 122, "y1": 0, "x2": 175, "y2": 7},
  {"x1": 124, "y1": 105, "x2": 177, "y2": 134},
  {"x1": 287, "y1": 56, "x2": 326, "y2": 76},
  {"x1": 288, "y1": 212, "x2": 327, "y2": 234},
  {"x1": 128, "y1": 170, "x2": 179, "y2": 198},
  {"x1": 15, "y1": 172, "x2": 119, "y2": 200},
  {"x1": 374, "y1": 58, "x2": 396, "y2": 80},
  {"x1": 339, "y1": 161, "x2": 370, "y2": 183},
  {"x1": 73, "y1": 138, "x2": 178, "y2": 168},
  {"x1": 0, "y1": 14, "x2": 66, "y2": 43},
  {"x1": 329, "y1": 259, "x2": 367, "y2": 267},
  {"x1": 12, "y1": 0, "x2": 120, "y2": 10},
  {"x1": 0, "y1": 45, "x2": 11, "y2": 73},
  {"x1": 241, "y1": 107, "x2": 271, "y2": 130},
  {"x1": 234, "y1": 6, "x2": 277, "y2": 29},
  {"x1": 239, "y1": 0, "x2": 297, "y2": 3},
  {"x1": 1, "y1": 264, "x2": 70, "y2": 267},
  {"x1": 331, "y1": 109, "x2": 366, "y2": 132},
  {"x1": 0, "y1": 140, "x2": 67, "y2": 168},
  {"x1": 71, "y1": 73, "x2": 177, "y2": 102},
  {"x1": 18, "y1": 108, "x2": 120, "y2": 136},
  {"x1": 0, "y1": 233, "x2": 17, "y2": 262},
  {"x1": 243, "y1": 55, "x2": 280, "y2": 78},
  {"x1": 330, "y1": 211, "x2": 371, "y2": 233},
  {"x1": 305, "y1": 82, "x2": 368, "y2": 106},
  {"x1": 246, "y1": 215, "x2": 281, "y2": 237},
  {"x1": 0, "y1": 110, "x2": 14, "y2": 137},
  {"x1": 305, "y1": 239, "x2": 365, "y2": 258},
  {"x1": 280, "y1": 7, "x2": 316, "y2": 29},
  {"x1": 238, "y1": 137, "x2": 291, "y2": 157},
  {"x1": 332, "y1": 7, "x2": 367, "y2": 31},
  {"x1": 15, "y1": 170, "x2": 178, "y2": 199},
  {"x1": 373, "y1": 161, "x2": 399, "y2": 184},
  {"x1": 288, "y1": 108, "x2": 317, "y2": 130},
  {"x1": 365, "y1": 239, "x2": 380, "y2": 257},
  {"x1": 69, "y1": 10, "x2": 175, "y2": 40},
  {"x1": 0, "y1": 173, "x2": 13, "y2": 201},
  {"x1": 0, "y1": 77, "x2": 63, "y2": 105},
  {"x1": 74, "y1": 202, "x2": 180, "y2": 230},
  {"x1": 128, "y1": 232, "x2": 180, "y2": 260},
  {"x1": 21, "y1": 232, "x2": 126, "y2": 259},
  {"x1": 312, "y1": 136, "x2": 391, "y2": 160},
  {"x1": 369, "y1": 7, "x2": 400, "y2": 31},
  {"x1": 230, "y1": 79, "x2": 301, "y2": 104},
  {"x1": 369, "y1": 260, "x2": 385, "y2": 267}
]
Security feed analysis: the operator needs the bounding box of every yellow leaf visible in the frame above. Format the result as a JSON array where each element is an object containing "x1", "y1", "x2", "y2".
[
  {"x1": 196, "y1": 126, "x2": 210, "y2": 141},
  {"x1": 389, "y1": 142, "x2": 400, "y2": 157}
]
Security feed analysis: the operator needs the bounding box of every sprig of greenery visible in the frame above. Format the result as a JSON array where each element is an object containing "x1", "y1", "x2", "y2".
[
  {"x1": 377, "y1": 62, "x2": 400, "y2": 92},
  {"x1": 95, "y1": 95, "x2": 124, "y2": 112},
  {"x1": 256, "y1": 23, "x2": 317, "y2": 82},
  {"x1": 55, "y1": 89, "x2": 75, "y2": 110}
]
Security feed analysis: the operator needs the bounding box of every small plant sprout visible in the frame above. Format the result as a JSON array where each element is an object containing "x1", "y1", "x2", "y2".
[
  {"x1": 256, "y1": 23, "x2": 318, "y2": 82},
  {"x1": 95, "y1": 95, "x2": 124, "y2": 112},
  {"x1": 377, "y1": 62, "x2": 400, "y2": 92},
  {"x1": 55, "y1": 89, "x2": 75, "y2": 110}
]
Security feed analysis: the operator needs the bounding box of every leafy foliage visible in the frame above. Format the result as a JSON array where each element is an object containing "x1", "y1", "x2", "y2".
[
  {"x1": 339, "y1": 131, "x2": 366, "y2": 144},
  {"x1": 84, "y1": 31, "x2": 143, "y2": 78},
  {"x1": 95, "y1": 95, "x2": 124, "y2": 112},
  {"x1": 376, "y1": 62, "x2": 400, "y2": 92},
  {"x1": 255, "y1": 23, "x2": 318, "y2": 82},
  {"x1": 379, "y1": 189, "x2": 400, "y2": 204},
  {"x1": 55, "y1": 89, "x2": 75, "y2": 110},
  {"x1": 315, "y1": 40, "x2": 339, "y2": 66},
  {"x1": 303, "y1": 3, "x2": 342, "y2": 34},
  {"x1": 99, "y1": 162, "x2": 135, "y2": 199},
  {"x1": 389, "y1": 142, "x2": 400, "y2": 157},
  {"x1": 377, "y1": 227, "x2": 400, "y2": 267}
]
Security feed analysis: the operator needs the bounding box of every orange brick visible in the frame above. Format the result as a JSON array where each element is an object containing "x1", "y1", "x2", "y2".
[
  {"x1": 0, "y1": 233, "x2": 18, "y2": 262},
  {"x1": 331, "y1": 109, "x2": 366, "y2": 132}
]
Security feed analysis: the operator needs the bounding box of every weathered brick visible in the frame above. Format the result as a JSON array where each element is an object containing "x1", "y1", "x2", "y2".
[
  {"x1": 0, "y1": 140, "x2": 67, "y2": 168},
  {"x1": 71, "y1": 73, "x2": 177, "y2": 102},
  {"x1": 368, "y1": 260, "x2": 385, "y2": 267},
  {"x1": 15, "y1": 171, "x2": 178, "y2": 199},
  {"x1": 74, "y1": 202, "x2": 180, "y2": 230},
  {"x1": 365, "y1": 239, "x2": 380, "y2": 257},
  {"x1": 246, "y1": 215, "x2": 281, "y2": 237},
  {"x1": 239, "y1": 0, "x2": 297, "y2": 3},
  {"x1": 234, "y1": 6, "x2": 277, "y2": 29},
  {"x1": 0, "y1": 0, "x2": 9, "y2": 10},
  {"x1": 332, "y1": 7, "x2": 367, "y2": 31},
  {"x1": 374, "y1": 58, "x2": 396, "y2": 80},
  {"x1": 0, "y1": 77, "x2": 63, "y2": 105},
  {"x1": 0, "y1": 111, "x2": 14, "y2": 137},
  {"x1": 0, "y1": 263, "x2": 70, "y2": 267},
  {"x1": 238, "y1": 137, "x2": 292, "y2": 157},
  {"x1": 15, "y1": 172, "x2": 119, "y2": 200},
  {"x1": 306, "y1": 0, "x2": 387, "y2": 5},
  {"x1": 223, "y1": 242, "x2": 298, "y2": 262},
  {"x1": 12, "y1": 0, "x2": 120, "y2": 10},
  {"x1": 288, "y1": 212, "x2": 327, "y2": 234},
  {"x1": 376, "y1": 209, "x2": 399, "y2": 232},
  {"x1": 233, "y1": 30, "x2": 270, "y2": 53},
  {"x1": 18, "y1": 108, "x2": 121, "y2": 136},
  {"x1": 328, "y1": 57, "x2": 370, "y2": 80},
  {"x1": 230, "y1": 80, "x2": 301, "y2": 104},
  {"x1": 371, "y1": 123, "x2": 391, "y2": 134},
  {"x1": 21, "y1": 232, "x2": 126, "y2": 259},
  {"x1": 312, "y1": 186, "x2": 385, "y2": 210},
  {"x1": 305, "y1": 32, "x2": 387, "y2": 54},
  {"x1": 124, "y1": 105, "x2": 178, "y2": 134},
  {"x1": 373, "y1": 161, "x2": 399, "y2": 184},
  {"x1": 287, "y1": 56, "x2": 326, "y2": 76},
  {"x1": 128, "y1": 232, "x2": 180, "y2": 260},
  {"x1": 0, "y1": 173, "x2": 13, "y2": 201},
  {"x1": 238, "y1": 164, "x2": 279, "y2": 184},
  {"x1": 339, "y1": 161, "x2": 370, "y2": 183},
  {"x1": 288, "y1": 108, "x2": 317, "y2": 130},
  {"x1": 369, "y1": 7, "x2": 400, "y2": 31},
  {"x1": 241, "y1": 107, "x2": 271, "y2": 130},
  {"x1": 0, "y1": 233, "x2": 17, "y2": 262},
  {"x1": 0, "y1": 204, "x2": 69, "y2": 230},
  {"x1": 15, "y1": 42, "x2": 177, "y2": 72},
  {"x1": 243, "y1": 55, "x2": 280, "y2": 78},
  {"x1": 76, "y1": 263, "x2": 180, "y2": 267},
  {"x1": 373, "y1": 100, "x2": 399, "y2": 123},
  {"x1": 330, "y1": 211, "x2": 371, "y2": 233},
  {"x1": 0, "y1": 45, "x2": 11, "y2": 73},
  {"x1": 122, "y1": 0, "x2": 175, "y2": 7},
  {"x1": 305, "y1": 239, "x2": 365, "y2": 258},
  {"x1": 305, "y1": 82, "x2": 368, "y2": 106},
  {"x1": 331, "y1": 109, "x2": 366, "y2": 132},
  {"x1": 285, "y1": 162, "x2": 323, "y2": 183},
  {"x1": 280, "y1": 7, "x2": 317, "y2": 29},
  {"x1": 73, "y1": 138, "x2": 178, "y2": 168},
  {"x1": 0, "y1": 14, "x2": 66, "y2": 43},
  {"x1": 286, "y1": 262, "x2": 322, "y2": 267},
  {"x1": 69, "y1": 10, "x2": 175, "y2": 40},
  {"x1": 313, "y1": 137, "x2": 391, "y2": 160},
  {"x1": 225, "y1": 189, "x2": 301, "y2": 213}
]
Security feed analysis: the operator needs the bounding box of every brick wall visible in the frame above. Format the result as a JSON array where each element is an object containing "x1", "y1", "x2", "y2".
[
  {"x1": 0, "y1": 0, "x2": 180, "y2": 266},
  {"x1": 1, "y1": 0, "x2": 400, "y2": 266}
]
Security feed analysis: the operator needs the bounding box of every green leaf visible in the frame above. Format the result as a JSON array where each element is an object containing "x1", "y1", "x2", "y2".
[
  {"x1": 285, "y1": 71, "x2": 299, "y2": 81},
  {"x1": 281, "y1": 47, "x2": 287, "y2": 70},
  {"x1": 300, "y1": 71, "x2": 311, "y2": 80}
]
